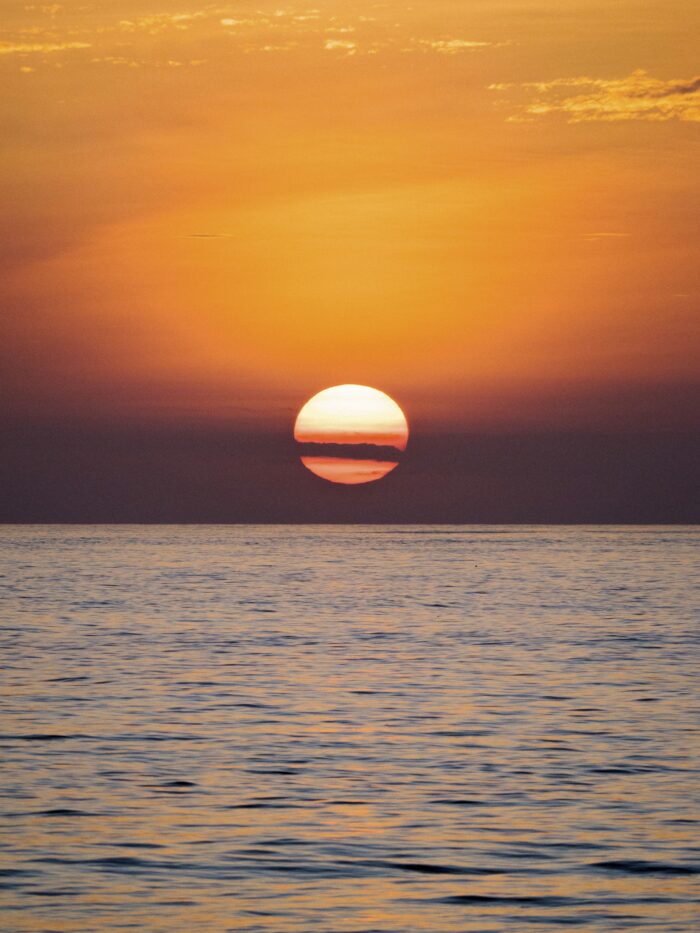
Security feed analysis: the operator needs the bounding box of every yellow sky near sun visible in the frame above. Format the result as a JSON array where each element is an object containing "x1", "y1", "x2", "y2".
[{"x1": 1, "y1": 1, "x2": 698, "y2": 429}]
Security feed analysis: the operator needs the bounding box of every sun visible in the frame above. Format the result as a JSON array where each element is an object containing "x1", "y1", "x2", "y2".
[{"x1": 294, "y1": 384, "x2": 409, "y2": 485}]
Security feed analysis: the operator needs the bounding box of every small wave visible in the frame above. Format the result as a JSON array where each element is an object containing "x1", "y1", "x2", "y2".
[
  {"x1": 590, "y1": 859, "x2": 699, "y2": 876},
  {"x1": 429, "y1": 798, "x2": 487, "y2": 806},
  {"x1": 27, "y1": 889, "x2": 81, "y2": 897},
  {"x1": 35, "y1": 855, "x2": 147, "y2": 868},
  {"x1": 247, "y1": 768, "x2": 299, "y2": 776},
  {"x1": 432, "y1": 893, "x2": 681, "y2": 907},
  {"x1": 47, "y1": 676, "x2": 89, "y2": 683},
  {"x1": 36, "y1": 808, "x2": 95, "y2": 818},
  {"x1": 144, "y1": 780, "x2": 197, "y2": 789},
  {"x1": 0, "y1": 733, "x2": 75, "y2": 742},
  {"x1": 434, "y1": 730, "x2": 492, "y2": 737},
  {"x1": 96, "y1": 841, "x2": 164, "y2": 849},
  {"x1": 353, "y1": 860, "x2": 505, "y2": 876},
  {"x1": 325, "y1": 800, "x2": 368, "y2": 806},
  {"x1": 92, "y1": 856, "x2": 149, "y2": 868},
  {"x1": 438, "y1": 894, "x2": 581, "y2": 906},
  {"x1": 225, "y1": 802, "x2": 302, "y2": 810}
]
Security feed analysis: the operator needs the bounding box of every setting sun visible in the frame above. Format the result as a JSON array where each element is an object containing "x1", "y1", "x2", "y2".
[{"x1": 294, "y1": 384, "x2": 409, "y2": 484}]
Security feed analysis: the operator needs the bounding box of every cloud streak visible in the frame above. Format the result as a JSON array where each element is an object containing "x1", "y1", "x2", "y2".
[
  {"x1": 2, "y1": 5, "x2": 500, "y2": 68},
  {"x1": 490, "y1": 70, "x2": 700, "y2": 123},
  {"x1": 419, "y1": 39, "x2": 495, "y2": 54},
  {"x1": 0, "y1": 41, "x2": 91, "y2": 55}
]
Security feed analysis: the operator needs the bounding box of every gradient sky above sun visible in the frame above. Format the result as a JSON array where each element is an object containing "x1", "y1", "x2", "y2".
[{"x1": 1, "y1": 0, "x2": 698, "y2": 434}]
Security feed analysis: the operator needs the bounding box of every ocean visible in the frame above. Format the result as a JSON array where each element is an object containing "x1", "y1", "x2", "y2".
[{"x1": 1, "y1": 525, "x2": 698, "y2": 931}]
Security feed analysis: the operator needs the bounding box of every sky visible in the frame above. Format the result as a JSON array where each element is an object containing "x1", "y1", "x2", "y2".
[{"x1": 1, "y1": 1, "x2": 698, "y2": 520}]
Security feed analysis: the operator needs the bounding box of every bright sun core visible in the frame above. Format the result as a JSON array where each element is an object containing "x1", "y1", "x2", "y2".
[{"x1": 294, "y1": 384, "x2": 409, "y2": 485}]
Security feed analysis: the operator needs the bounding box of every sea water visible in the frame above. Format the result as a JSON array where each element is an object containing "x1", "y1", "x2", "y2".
[{"x1": 1, "y1": 525, "x2": 698, "y2": 931}]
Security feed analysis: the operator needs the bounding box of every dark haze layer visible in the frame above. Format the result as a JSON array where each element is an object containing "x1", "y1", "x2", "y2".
[{"x1": 1, "y1": 420, "x2": 698, "y2": 522}]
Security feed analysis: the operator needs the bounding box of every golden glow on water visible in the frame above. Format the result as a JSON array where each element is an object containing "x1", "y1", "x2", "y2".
[{"x1": 1, "y1": 526, "x2": 698, "y2": 931}]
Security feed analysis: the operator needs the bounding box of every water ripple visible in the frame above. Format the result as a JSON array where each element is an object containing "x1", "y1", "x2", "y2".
[{"x1": 0, "y1": 525, "x2": 698, "y2": 932}]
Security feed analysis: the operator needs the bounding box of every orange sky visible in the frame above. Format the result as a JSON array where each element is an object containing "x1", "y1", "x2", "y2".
[{"x1": 1, "y1": 1, "x2": 698, "y2": 432}]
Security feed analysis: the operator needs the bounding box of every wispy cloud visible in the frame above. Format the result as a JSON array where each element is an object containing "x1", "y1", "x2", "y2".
[
  {"x1": 490, "y1": 70, "x2": 700, "y2": 123},
  {"x1": 118, "y1": 12, "x2": 206, "y2": 34},
  {"x1": 182, "y1": 233, "x2": 237, "y2": 239},
  {"x1": 419, "y1": 39, "x2": 494, "y2": 55},
  {"x1": 582, "y1": 232, "x2": 630, "y2": 242},
  {"x1": 324, "y1": 39, "x2": 357, "y2": 55},
  {"x1": 1, "y1": 7, "x2": 502, "y2": 67},
  {"x1": 0, "y1": 40, "x2": 91, "y2": 55}
]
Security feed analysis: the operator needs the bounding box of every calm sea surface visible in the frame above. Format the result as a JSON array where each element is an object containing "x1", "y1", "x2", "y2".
[{"x1": 1, "y1": 526, "x2": 699, "y2": 932}]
